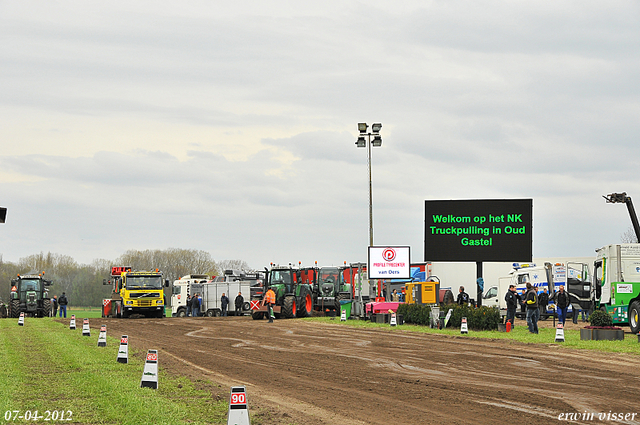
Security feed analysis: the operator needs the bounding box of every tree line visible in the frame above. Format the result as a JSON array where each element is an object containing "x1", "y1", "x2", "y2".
[{"x1": 0, "y1": 249, "x2": 253, "y2": 307}]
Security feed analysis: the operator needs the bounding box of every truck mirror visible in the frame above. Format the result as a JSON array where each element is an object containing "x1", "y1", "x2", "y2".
[{"x1": 165, "y1": 279, "x2": 170, "y2": 287}]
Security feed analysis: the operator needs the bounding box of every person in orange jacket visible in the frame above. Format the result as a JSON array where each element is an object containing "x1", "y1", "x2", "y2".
[{"x1": 263, "y1": 286, "x2": 276, "y2": 323}]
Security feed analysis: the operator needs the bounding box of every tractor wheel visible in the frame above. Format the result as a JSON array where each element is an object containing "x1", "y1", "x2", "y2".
[
  {"x1": 283, "y1": 295, "x2": 296, "y2": 318},
  {"x1": 441, "y1": 290, "x2": 455, "y2": 305},
  {"x1": 334, "y1": 293, "x2": 350, "y2": 311},
  {"x1": 0, "y1": 304, "x2": 6, "y2": 319},
  {"x1": 629, "y1": 301, "x2": 640, "y2": 334},
  {"x1": 297, "y1": 288, "x2": 313, "y2": 318},
  {"x1": 10, "y1": 300, "x2": 20, "y2": 318},
  {"x1": 252, "y1": 311, "x2": 265, "y2": 320},
  {"x1": 42, "y1": 299, "x2": 52, "y2": 318}
]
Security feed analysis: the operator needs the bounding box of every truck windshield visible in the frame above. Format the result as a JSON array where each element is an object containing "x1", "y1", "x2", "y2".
[
  {"x1": 21, "y1": 279, "x2": 40, "y2": 292},
  {"x1": 126, "y1": 276, "x2": 163, "y2": 290}
]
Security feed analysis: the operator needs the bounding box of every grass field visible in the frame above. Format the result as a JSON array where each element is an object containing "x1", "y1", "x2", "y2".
[
  {"x1": 0, "y1": 318, "x2": 227, "y2": 425},
  {"x1": 306, "y1": 316, "x2": 640, "y2": 354}
]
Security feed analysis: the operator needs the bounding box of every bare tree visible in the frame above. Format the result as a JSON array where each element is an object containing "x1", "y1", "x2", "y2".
[
  {"x1": 217, "y1": 259, "x2": 255, "y2": 274},
  {"x1": 621, "y1": 226, "x2": 639, "y2": 243}
]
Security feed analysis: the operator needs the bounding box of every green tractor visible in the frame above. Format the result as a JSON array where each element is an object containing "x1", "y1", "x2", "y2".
[
  {"x1": 312, "y1": 266, "x2": 352, "y2": 312},
  {"x1": 8, "y1": 273, "x2": 53, "y2": 318},
  {"x1": 251, "y1": 264, "x2": 314, "y2": 320}
]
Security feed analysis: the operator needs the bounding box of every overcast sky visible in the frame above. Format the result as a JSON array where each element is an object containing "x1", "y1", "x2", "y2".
[{"x1": 2, "y1": 1, "x2": 640, "y2": 270}]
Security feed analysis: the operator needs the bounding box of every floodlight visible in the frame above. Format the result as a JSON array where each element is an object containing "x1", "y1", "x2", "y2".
[
  {"x1": 356, "y1": 136, "x2": 366, "y2": 147},
  {"x1": 358, "y1": 123, "x2": 368, "y2": 133},
  {"x1": 372, "y1": 135, "x2": 382, "y2": 147},
  {"x1": 371, "y1": 123, "x2": 382, "y2": 133}
]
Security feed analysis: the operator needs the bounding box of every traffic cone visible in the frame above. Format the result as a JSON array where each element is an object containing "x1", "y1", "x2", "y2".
[
  {"x1": 18, "y1": 312, "x2": 24, "y2": 326},
  {"x1": 82, "y1": 318, "x2": 90, "y2": 336},
  {"x1": 69, "y1": 315, "x2": 76, "y2": 330},
  {"x1": 97, "y1": 325, "x2": 107, "y2": 347},
  {"x1": 227, "y1": 386, "x2": 251, "y2": 425},
  {"x1": 555, "y1": 323, "x2": 565, "y2": 342},
  {"x1": 140, "y1": 350, "x2": 159, "y2": 389},
  {"x1": 460, "y1": 317, "x2": 468, "y2": 334},
  {"x1": 117, "y1": 335, "x2": 129, "y2": 364}
]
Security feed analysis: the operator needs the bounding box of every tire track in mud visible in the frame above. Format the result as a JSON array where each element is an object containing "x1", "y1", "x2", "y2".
[{"x1": 102, "y1": 317, "x2": 640, "y2": 425}]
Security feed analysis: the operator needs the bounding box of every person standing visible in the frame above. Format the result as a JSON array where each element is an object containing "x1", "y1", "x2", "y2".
[
  {"x1": 263, "y1": 286, "x2": 276, "y2": 323},
  {"x1": 524, "y1": 283, "x2": 539, "y2": 334},
  {"x1": 538, "y1": 288, "x2": 549, "y2": 319},
  {"x1": 504, "y1": 285, "x2": 519, "y2": 327},
  {"x1": 551, "y1": 285, "x2": 569, "y2": 325},
  {"x1": 234, "y1": 292, "x2": 244, "y2": 316},
  {"x1": 52, "y1": 295, "x2": 58, "y2": 317},
  {"x1": 186, "y1": 294, "x2": 192, "y2": 317},
  {"x1": 190, "y1": 293, "x2": 200, "y2": 317},
  {"x1": 456, "y1": 286, "x2": 469, "y2": 305},
  {"x1": 391, "y1": 289, "x2": 400, "y2": 302},
  {"x1": 58, "y1": 292, "x2": 68, "y2": 318},
  {"x1": 221, "y1": 293, "x2": 229, "y2": 317}
]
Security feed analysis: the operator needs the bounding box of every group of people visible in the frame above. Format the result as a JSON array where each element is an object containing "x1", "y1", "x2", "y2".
[
  {"x1": 505, "y1": 284, "x2": 574, "y2": 334},
  {"x1": 185, "y1": 292, "x2": 245, "y2": 317},
  {"x1": 51, "y1": 293, "x2": 69, "y2": 317}
]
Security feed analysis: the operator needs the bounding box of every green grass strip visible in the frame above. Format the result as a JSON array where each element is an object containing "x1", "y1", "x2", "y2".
[
  {"x1": 0, "y1": 318, "x2": 227, "y2": 425},
  {"x1": 305, "y1": 316, "x2": 640, "y2": 354}
]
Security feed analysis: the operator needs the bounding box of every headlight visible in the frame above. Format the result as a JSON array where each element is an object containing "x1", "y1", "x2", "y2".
[
  {"x1": 125, "y1": 301, "x2": 133, "y2": 305},
  {"x1": 157, "y1": 300, "x2": 164, "y2": 305}
]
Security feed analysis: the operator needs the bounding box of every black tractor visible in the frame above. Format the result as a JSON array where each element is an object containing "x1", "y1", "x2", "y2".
[{"x1": 8, "y1": 273, "x2": 53, "y2": 318}]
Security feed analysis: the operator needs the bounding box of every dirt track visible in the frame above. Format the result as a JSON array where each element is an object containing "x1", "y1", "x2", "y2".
[{"x1": 100, "y1": 316, "x2": 640, "y2": 425}]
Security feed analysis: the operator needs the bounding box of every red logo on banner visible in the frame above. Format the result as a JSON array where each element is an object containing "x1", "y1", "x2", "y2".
[
  {"x1": 250, "y1": 300, "x2": 261, "y2": 310},
  {"x1": 382, "y1": 248, "x2": 396, "y2": 261}
]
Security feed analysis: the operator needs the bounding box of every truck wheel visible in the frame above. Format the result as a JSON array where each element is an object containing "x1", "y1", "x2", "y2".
[
  {"x1": 630, "y1": 301, "x2": 640, "y2": 334},
  {"x1": 206, "y1": 310, "x2": 215, "y2": 317},
  {"x1": 10, "y1": 300, "x2": 20, "y2": 318},
  {"x1": 243, "y1": 302, "x2": 251, "y2": 311},
  {"x1": 214, "y1": 309, "x2": 222, "y2": 317},
  {"x1": 252, "y1": 311, "x2": 265, "y2": 320},
  {"x1": 177, "y1": 309, "x2": 186, "y2": 317},
  {"x1": 297, "y1": 290, "x2": 313, "y2": 318},
  {"x1": 42, "y1": 299, "x2": 52, "y2": 318},
  {"x1": 283, "y1": 295, "x2": 296, "y2": 318}
]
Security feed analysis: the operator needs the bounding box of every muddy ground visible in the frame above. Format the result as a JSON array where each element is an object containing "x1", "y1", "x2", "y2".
[{"x1": 97, "y1": 316, "x2": 640, "y2": 425}]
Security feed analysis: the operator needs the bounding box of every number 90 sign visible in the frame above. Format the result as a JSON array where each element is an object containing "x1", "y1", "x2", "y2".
[{"x1": 230, "y1": 393, "x2": 246, "y2": 405}]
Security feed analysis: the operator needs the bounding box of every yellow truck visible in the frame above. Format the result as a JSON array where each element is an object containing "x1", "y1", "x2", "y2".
[{"x1": 103, "y1": 266, "x2": 169, "y2": 318}]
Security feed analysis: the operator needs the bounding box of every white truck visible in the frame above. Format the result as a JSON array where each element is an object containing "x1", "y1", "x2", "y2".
[
  {"x1": 483, "y1": 262, "x2": 592, "y2": 319},
  {"x1": 594, "y1": 243, "x2": 640, "y2": 332},
  {"x1": 171, "y1": 272, "x2": 255, "y2": 317}
]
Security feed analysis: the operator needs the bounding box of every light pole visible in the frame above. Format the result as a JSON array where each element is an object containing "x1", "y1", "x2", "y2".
[{"x1": 355, "y1": 123, "x2": 382, "y2": 248}]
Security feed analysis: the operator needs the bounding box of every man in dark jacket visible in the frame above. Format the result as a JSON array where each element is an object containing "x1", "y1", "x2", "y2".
[
  {"x1": 456, "y1": 286, "x2": 470, "y2": 305},
  {"x1": 504, "y1": 285, "x2": 520, "y2": 327},
  {"x1": 538, "y1": 288, "x2": 549, "y2": 318},
  {"x1": 524, "y1": 283, "x2": 539, "y2": 334},
  {"x1": 221, "y1": 293, "x2": 229, "y2": 316},
  {"x1": 191, "y1": 293, "x2": 200, "y2": 317},
  {"x1": 58, "y1": 293, "x2": 68, "y2": 318},
  {"x1": 234, "y1": 292, "x2": 244, "y2": 316},
  {"x1": 551, "y1": 285, "x2": 569, "y2": 325},
  {"x1": 52, "y1": 295, "x2": 58, "y2": 317}
]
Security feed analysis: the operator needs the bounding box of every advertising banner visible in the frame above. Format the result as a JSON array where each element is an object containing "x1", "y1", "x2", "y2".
[{"x1": 368, "y1": 246, "x2": 411, "y2": 279}]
